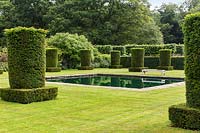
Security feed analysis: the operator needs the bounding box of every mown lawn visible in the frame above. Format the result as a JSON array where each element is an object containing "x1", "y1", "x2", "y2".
[{"x1": 0, "y1": 69, "x2": 197, "y2": 132}]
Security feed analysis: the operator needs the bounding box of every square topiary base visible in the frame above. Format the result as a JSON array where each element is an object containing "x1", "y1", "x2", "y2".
[
  {"x1": 109, "y1": 65, "x2": 122, "y2": 69},
  {"x1": 157, "y1": 66, "x2": 173, "y2": 70},
  {"x1": 169, "y1": 103, "x2": 200, "y2": 130},
  {"x1": 0, "y1": 86, "x2": 58, "y2": 104},
  {"x1": 78, "y1": 66, "x2": 94, "y2": 70},
  {"x1": 129, "y1": 67, "x2": 148, "y2": 72},
  {"x1": 46, "y1": 67, "x2": 61, "y2": 72}
]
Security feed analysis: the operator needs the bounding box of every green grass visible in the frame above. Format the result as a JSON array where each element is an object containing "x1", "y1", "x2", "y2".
[{"x1": 0, "y1": 69, "x2": 196, "y2": 132}]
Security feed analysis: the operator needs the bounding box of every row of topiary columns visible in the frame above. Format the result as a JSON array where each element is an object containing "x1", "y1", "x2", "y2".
[{"x1": 78, "y1": 49, "x2": 173, "y2": 71}]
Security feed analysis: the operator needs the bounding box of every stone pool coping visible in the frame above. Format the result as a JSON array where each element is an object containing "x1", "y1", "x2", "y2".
[{"x1": 46, "y1": 74, "x2": 185, "y2": 91}]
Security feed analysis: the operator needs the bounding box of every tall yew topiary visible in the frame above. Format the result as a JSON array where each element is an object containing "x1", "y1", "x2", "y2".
[
  {"x1": 129, "y1": 48, "x2": 146, "y2": 72},
  {"x1": 5, "y1": 27, "x2": 46, "y2": 89},
  {"x1": 110, "y1": 50, "x2": 122, "y2": 68},
  {"x1": 46, "y1": 48, "x2": 61, "y2": 72},
  {"x1": 158, "y1": 49, "x2": 173, "y2": 70},
  {"x1": 1, "y1": 27, "x2": 58, "y2": 104},
  {"x1": 169, "y1": 13, "x2": 200, "y2": 130},
  {"x1": 79, "y1": 49, "x2": 93, "y2": 70}
]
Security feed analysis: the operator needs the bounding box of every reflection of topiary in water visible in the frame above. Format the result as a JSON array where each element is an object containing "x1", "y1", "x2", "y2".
[
  {"x1": 110, "y1": 50, "x2": 122, "y2": 68},
  {"x1": 79, "y1": 49, "x2": 93, "y2": 70},
  {"x1": 169, "y1": 13, "x2": 200, "y2": 130},
  {"x1": 2, "y1": 27, "x2": 58, "y2": 104}
]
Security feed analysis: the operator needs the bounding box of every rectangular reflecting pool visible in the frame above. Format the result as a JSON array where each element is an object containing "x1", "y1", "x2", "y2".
[{"x1": 46, "y1": 74, "x2": 184, "y2": 89}]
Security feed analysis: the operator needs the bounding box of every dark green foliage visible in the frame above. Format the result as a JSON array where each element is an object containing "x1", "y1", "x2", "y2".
[
  {"x1": 79, "y1": 49, "x2": 93, "y2": 70},
  {"x1": 169, "y1": 104, "x2": 200, "y2": 130},
  {"x1": 46, "y1": 67, "x2": 61, "y2": 72},
  {"x1": 112, "y1": 46, "x2": 126, "y2": 55},
  {"x1": 171, "y1": 56, "x2": 184, "y2": 70},
  {"x1": 46, "y1": 0, "x2": 163, "y2": 45},
  {"x1": 125, "y1": 44, "x2": 176, "y2": 56},
  {"x1": 144, "y1": 56, "x2": 159, "y2": 69},
  {"x1": 129, "y1": 48, "x2": 145, "y2": 72},
  {"x1": 156, "y1": 4, "x2": 184, "y2": 44},
  {"x1": 183, "y1": 13, "x2": 200, "y2": 108},
  {"x1": 5, "y1": 27, "x2": 47, "y2": 89},
  {"x1": 93, "y1": 54, "x2": 110, "y2": 68},
  {"x1": 175, "y1": 45, "x2": 184, "y2": 55},
  {"x1": 0, "y1": 87, "x2": 58, "y2": 104},
  {"x1": 110, "y1": 50, "x2": 122, "y2": 69},
  {"x1": 46, "y1": 48, "x2": 58, "y2": 67},
  {"x1": 120, "y1": 56, "x2": 131, "y2": 68},
  {"x1": 47, "y1": 33, "x2": 95, "y2": 69},
  {"x1": 95, "y1": 45, "x2": 112, "y2": 54}
]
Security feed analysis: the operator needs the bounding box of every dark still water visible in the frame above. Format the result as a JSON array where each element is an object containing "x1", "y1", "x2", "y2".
[{"x1": 47, "y1": 75, "x2": 184, "y2": 89}]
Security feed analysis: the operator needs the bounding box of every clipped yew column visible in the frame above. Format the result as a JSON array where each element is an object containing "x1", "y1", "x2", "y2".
[
  {"x1": 157, "y1": 49, "x2": 173, "y2": 70},
  {"x1": 1, "y1": 27, "x2": 58, "y2": 104},
  {"x1": 169, "y1": 13, "x2": 200, "y2": 129},
  {"x1": 46, "y1": 48, "x2": 61, "y2": 72},
  {"x1": 129, "y1": 48, "x2": 146, "y2": 72},
  {"x1": 110, "y1": 50, "x2": 122, "y2": 68},
  {"x1": 78, "y1": 49, "x2": 93, "y2": 70}
]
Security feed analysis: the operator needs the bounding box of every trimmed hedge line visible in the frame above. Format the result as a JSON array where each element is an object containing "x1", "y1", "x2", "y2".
[
  {"x1": 5, "y1": 27, "x2": 47, "y2": 89},
  {"x1": 125, "y1": 44, "x2": 176, "y2": 55},
  {"x1": 95, "y1": 45, "x2": 112, "y2": 54},
  {"x1": 96, "y1": 44, "x2": 181, "y2": 56},
  {"x1": 169, "y1": 104, "x2": 200, "y2": 130},
  {"x1": 0, "y1": 87, "x2": 58, "y2": 104},
  {"x1": 112, "y1": 46, "x2": 126, "y2": 55},
  {"x1": 120, "y1": 56, "x2": 184, "y2": 70},
  {"x1": 110, "y1": 50, "x2": 122, "y2": 68}
]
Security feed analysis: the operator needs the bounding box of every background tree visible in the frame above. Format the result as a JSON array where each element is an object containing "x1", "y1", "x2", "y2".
[
  {"x1": 46, "y1": 0, "x2": 163, "y2": 45},
  {"x1": 154, "y1": 3, "x2": 184, "y2": 44},
  {"x1": 10, "y1": 0, "x2": 52, "y2": 28}
]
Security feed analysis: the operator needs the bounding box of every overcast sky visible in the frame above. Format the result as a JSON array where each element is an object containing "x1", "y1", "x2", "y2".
[{"x1": 149, "y1": 0, "x2": 183, "y2": 9}]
